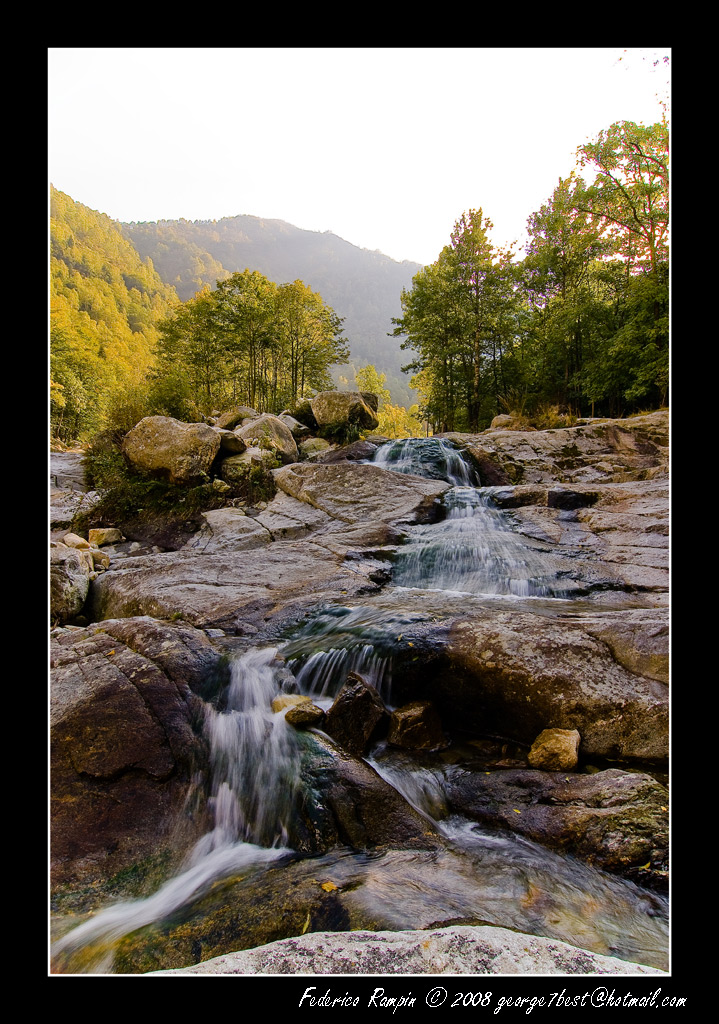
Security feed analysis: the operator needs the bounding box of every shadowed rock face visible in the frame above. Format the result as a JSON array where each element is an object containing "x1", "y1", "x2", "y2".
[{"x1": 50, "y1": 618, "x2": 225, "y2": 888}]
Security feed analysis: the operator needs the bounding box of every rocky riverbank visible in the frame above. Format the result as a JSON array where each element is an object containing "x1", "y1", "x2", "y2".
[{"x1": 50, "y1": 400, "x2": 670, "y2": 975}]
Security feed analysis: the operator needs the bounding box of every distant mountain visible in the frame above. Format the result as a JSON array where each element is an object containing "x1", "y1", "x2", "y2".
[{"x1": 122, "y1": 215, "x2": 423, "y2": 406}]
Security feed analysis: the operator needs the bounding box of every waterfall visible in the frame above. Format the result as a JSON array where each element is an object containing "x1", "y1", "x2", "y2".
[
  {"x1": 373, "y1": 438, "x2": 567, "y2": 598},
  {"x1": 373, "y1": 436, "x2": 480, "y2": 486}
]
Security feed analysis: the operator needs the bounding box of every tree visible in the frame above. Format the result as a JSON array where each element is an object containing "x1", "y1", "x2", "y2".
[
  {"x1": 150, "y1": 271, "x2": 347, "y2": 418},
  {"x1": 276, "y1": 280, "x2": 348, "y2": 407},
  {"x1": 520, "y1": 175, "x2": 610, "y2": 413},
  {"x1": 574, "y1": 120, "x2": 669, "y2": 409},
  {"x1": 393, "y1": 209, "x2": 522, "y2": 431},
  {"x1": 355, "y1": 364, "x2": 391, "y2": 404},
  {"x1": 575, "y1": 119, "x2": 669, "y2": 276}
]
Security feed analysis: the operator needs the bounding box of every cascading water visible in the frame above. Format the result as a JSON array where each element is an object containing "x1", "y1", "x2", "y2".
[
  {"x1": 373, "y1": 436, "x2": 480, "y2": 486},
  {"x1": 374, "y1": 438, "x2": 567, "y2": 598},
  {"x1": 51, "y1": 647, "x2": 296, "y2": 972},
  {"x1": 52, "y1": 435, "x2": 669, "y2": 974}
]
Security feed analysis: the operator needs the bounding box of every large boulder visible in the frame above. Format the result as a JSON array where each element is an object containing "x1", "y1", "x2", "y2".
[
  {"x1": 219, "y1": 447, "x2": 279, "y2": 486},
  {"x1": 310, "y1": 390, "x2": 380, "y2": 433},
  {"x1": 50, "y1": 618, "x2": 222, "y2": 889},
  {"x1": 361, "y1": 591, "x2": 669, "y2": 765},
  {"x1": 214, "y1": 406, "x2": 258, "y2": 430},
  {"x1": 432, "y1": 608, "x2": 667, "y2": 763},
  {"x1": 149, "y1": 924, "x2": 667, "y2": 976},
  {"x1": 122, "y1": 416, "x2": 221, "y2": 485},
  {"x1": 235, "y1": 414, "x2": 298, "y2": 464},
  {"x1": 444, "y1": 767, "x2": 668, "y2": 888}
]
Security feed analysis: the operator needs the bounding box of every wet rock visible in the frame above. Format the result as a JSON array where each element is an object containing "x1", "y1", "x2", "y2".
[
  {"x1": 294, "y1": 731, "x2": 442, "y2": 853},
  {"x1": 323, "y1": 673, "x2": 389, "y2": 756},
  {"x1": 271, "y1": 693, "x2": 311, "y2": 713},
  {"x1": 435, "y1": 608, "x2": 668, "y2": 763},
  {"x1": 104, "y1": 838, "x2": 667, "y2": 975},
  {"x1": 50, "y1": 619, "x2": 213, "y2": 888},
  {"x1": 528, "y1": 728, "x2": 581, "y2": 770},
  {"x1": 445, "y1": 767, "x2": 668, "y2": 887},
  {"x1": 284, "y1": 702, "x2": 325, "y2": 728},
  {"x1": 388, "y1": 701, "x2": 446, "y2": 751}
]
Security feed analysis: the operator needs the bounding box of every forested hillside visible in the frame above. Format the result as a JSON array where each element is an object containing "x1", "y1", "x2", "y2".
[
  {"x1": 50, "y1": 187, "x2": 180, "y2": 440},
  {"x1": 123, "y1": 216, "x2": 421, "y2": 405}
]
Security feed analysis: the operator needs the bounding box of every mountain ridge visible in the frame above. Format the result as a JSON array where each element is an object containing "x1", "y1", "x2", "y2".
[{"x1": 121, "y1": 211, "x2": 422, "y2": 405}]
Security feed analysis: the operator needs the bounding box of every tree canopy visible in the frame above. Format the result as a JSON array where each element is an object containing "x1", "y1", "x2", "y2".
[
  {"x1": 149, "y1": 270, "x2": 348, "y2": 419},
  {"x1": 393, "y1": 118, "x2": 669, "y2": 430}
]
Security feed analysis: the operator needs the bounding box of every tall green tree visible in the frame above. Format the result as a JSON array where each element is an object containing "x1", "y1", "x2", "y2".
[
  {"x1": 151, "y1": 270, "x2": 347, "y2": 418},
  {"x1": 576, "y1": 119, "x2": 668, "y2": 276},
  {"x1": 276, "y1": 280, "x2": 348, "y2": 407},
  {"x1": 574, "y1": 119, "x2": 669, "y2": 410},
  {"x1": 393, "y1": 209, "x2": 522, "y2": 431}
]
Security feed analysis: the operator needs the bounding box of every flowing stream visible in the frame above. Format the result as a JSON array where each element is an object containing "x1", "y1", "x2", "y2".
[{"x1": 51, "y1": 437, "x2": 669, "y2": 974}]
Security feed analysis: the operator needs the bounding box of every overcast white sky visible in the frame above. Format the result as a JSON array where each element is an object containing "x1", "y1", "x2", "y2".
[{"x1": 48, "y1": 47, "x2": 669, "y2": 267}]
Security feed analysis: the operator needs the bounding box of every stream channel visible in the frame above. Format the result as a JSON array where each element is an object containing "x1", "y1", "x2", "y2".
[{"x1": 51, "y1": 438, "x2": 669, "y2": 975}]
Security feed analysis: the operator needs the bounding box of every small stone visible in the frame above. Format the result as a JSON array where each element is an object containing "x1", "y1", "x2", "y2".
[
  {"x1": 62, "y1": 532, "x2": 90, "y2": 549},
  {"x1": 387, "y1": 701, "x2": 446, "y2": 750},
  {"x1": 528, "y1": 728, "x2": 581, "y2": 771},
  {"x1": 285, "y1": 702, "x2": 325, "y2": 728},
  {"x1": 88, "y1": 528, "x2": 125, "y2": 546},
  {"x1": 271, "y1": 694, "x2": 312, "y2": 713}
]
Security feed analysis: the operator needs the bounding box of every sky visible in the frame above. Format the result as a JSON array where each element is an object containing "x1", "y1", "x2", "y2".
[{"x1": 48, "y1": 47, "x2": 669, "y2": 267}]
